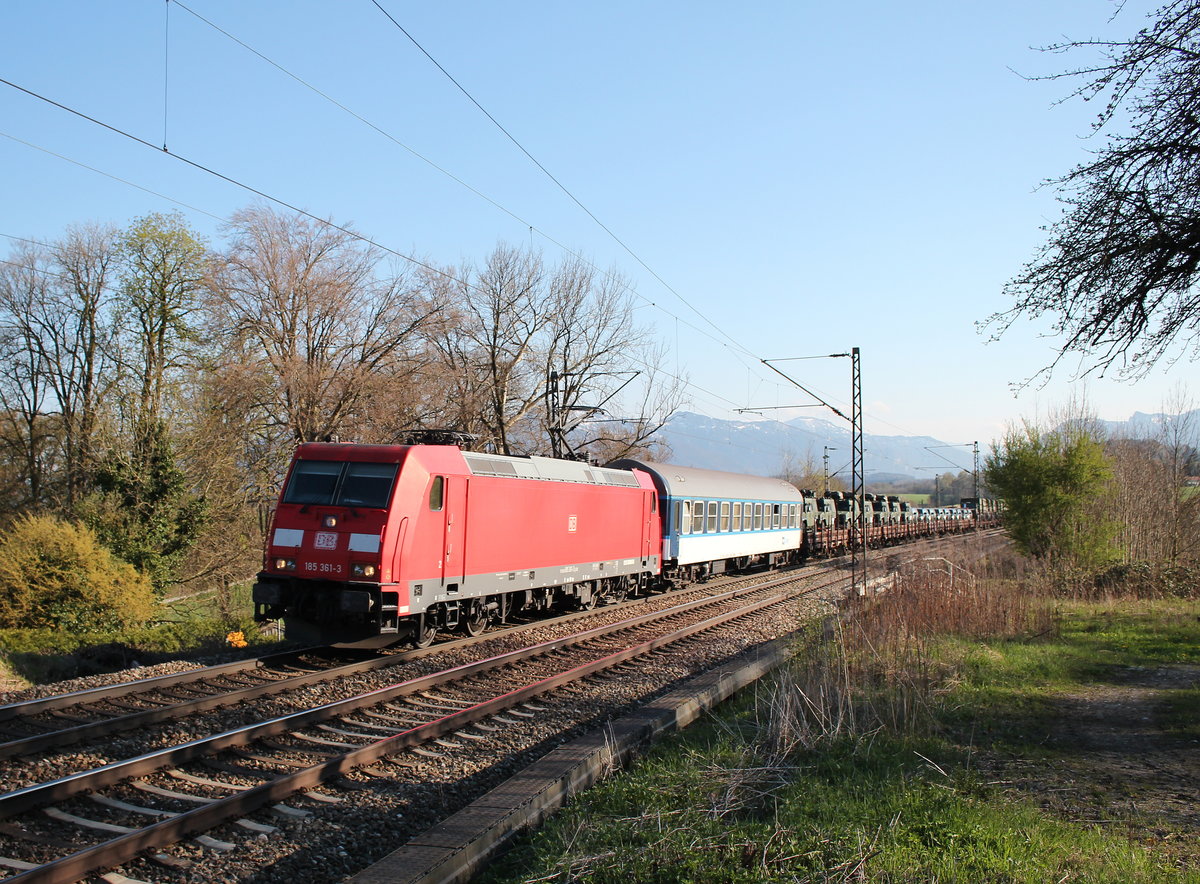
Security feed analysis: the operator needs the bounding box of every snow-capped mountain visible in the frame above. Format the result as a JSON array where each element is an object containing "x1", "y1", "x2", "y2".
[{"x1": 657, "y1": 412, "x2": 971, "y2": 480}]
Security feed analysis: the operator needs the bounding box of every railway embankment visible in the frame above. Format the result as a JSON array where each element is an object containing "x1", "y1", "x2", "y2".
[{"x1": 480, "y1": 563, "x2": 1200, "y2": 883}]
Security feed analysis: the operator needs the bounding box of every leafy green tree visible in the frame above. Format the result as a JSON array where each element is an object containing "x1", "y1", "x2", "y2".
[
  {"x1": 984, "y1": 421, "x2": 1119, "y2": 569},
  {"x1": 0, "y1": 514, "x2": 155, "y2": 630},
  {"x1": 116, "y1": 212, "x2": 208, "y2": 435},
  {"x1": 77, "y1": 420, "x2": 208, "y2": 592}
]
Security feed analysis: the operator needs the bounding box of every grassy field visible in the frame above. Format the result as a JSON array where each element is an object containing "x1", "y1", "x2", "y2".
[{"x1": 481, "y1": 575, "x2": 1200, "y2": 883}]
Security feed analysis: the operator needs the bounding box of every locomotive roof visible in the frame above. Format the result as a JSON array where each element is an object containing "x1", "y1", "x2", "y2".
[
  {"x1": 293, "y1": 443, "x2": 644, "y2": 488},
  {"x1": 461, "y1": 451, "x2": 642, "y2": 487},
  {"x1": 607, "y1": 459, "x2": 804, "y2": 502}
]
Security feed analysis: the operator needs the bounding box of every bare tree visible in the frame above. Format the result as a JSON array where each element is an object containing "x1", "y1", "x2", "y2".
[
  {"x1": 450, "y1": 244, "x2": 552, "y2": 454},
  {"x1": 1155, "y1": 390, "x2": 1200, "y2": 567},
  {"x1": 46, "y1": 224, "x2": 119, "y2": 504},
  {"x1": 208, "y1": 205, "x2": 437, "y2": 449},
  {"x1": 0, "y1": 246, "x2": 55, "y2": 508},
  {"x1": 560, "y1": 339, "x2": 685, "y2": 463},
  {"x1": 987, "y1": 1, "x2": 1200, "y2": 379},
  {"x1": 422, "y1": 244, "x2": 683, "y2": 458}
]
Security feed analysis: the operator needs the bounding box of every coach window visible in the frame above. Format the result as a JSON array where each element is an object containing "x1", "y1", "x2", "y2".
[
  {"x1": 705, "y1": 501, "x2": 716, "y2": 533},
  {"x1": 429, "y1": 476, "x2": 444, "y2": 511},
  {"x1": 754, "y1": 503, "x2": 763, "y2": 530},
  {"x1": 772, "y1": 504, "x2": 781, "y2": 528},
  {"x1": 789, "y1": 504, "x2": 798, "y2": 528},
  {"x1": 720, "y1": 502, "x2": 730, "y2": 532},
  {"x1": 732, "y1": 502, "x2": 742, "y2": 531},
  {"x1": 683, "y1": 501, "x2": 693, "y2": 534}
]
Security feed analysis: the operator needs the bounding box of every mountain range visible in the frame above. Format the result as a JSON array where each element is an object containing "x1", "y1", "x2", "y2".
[
  {"x1": 656, "y1": 412, "x2": 971, "y2": 481},
  {"x1": 656, "y1": 408, "x2": 1200, "y2": 480}
]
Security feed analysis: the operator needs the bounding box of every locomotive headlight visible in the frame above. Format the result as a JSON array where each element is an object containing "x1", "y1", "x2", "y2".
[
  {"x1": 351, "y1": 563, "x2": 377, "y2": 578},
  {"x1": 274, "y1": 558, "x2": 296, "y2": 570},
  {"x1": 323, "y1": 515, "x2": 338, "y2": 528}
]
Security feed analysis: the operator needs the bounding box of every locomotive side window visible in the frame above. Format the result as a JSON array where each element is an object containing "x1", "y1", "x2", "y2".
[
  {"x1": 707, "y1": 501, "x2": 718, "y2": 534},
  {"x1": 283, "y1": 461, "x2": 343, "y2": 505},
  {"x1": 429, "y1": 476, "x2": 444, "y2": 511},
  {"x1": 340, "y1": 463, "x2": 398, "y2": 508},
  {"x1": 720, "y1": 502, "x2": 730, "y2": 532}
]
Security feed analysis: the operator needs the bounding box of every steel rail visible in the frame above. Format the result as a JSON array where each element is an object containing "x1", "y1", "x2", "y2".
[
  {"x1": 0, "y1": 522, "x2": 992, "y2": 729},
  {"x1": 0, "y1": 643, "x2": 382, "y2": 723},
  {"x1": 0, "y1": 571, "x2": 835, "y2": 819},
  {"x1": 0, "y1": 651, "x2": 400, "y2": 760},
  {"x1": 0, "y1": 565, "x2": 822, "y2": 761},
  {"x1": 2, "y1": 580, "x2": 826, "y2": 884}
]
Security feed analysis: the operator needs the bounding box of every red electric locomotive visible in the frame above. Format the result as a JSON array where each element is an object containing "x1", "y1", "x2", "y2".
[{"x1": 252, "y1": 443, "x2": 662, "y2": 646}]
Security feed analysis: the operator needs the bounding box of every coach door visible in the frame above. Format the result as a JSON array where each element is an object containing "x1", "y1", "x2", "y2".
[{"x1": 441, "y1": 476, "x2": 468, "y2": 589}]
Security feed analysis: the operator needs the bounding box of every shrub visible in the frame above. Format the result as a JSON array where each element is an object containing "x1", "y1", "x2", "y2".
[{"x1": 0, "y1": 514, "x2": 155, "y2": 631}]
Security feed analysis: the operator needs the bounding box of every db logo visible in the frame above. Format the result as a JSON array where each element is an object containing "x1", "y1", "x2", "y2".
[
  {"x1": 314, "y1": 532, "x2": 338, "y2": 550},
  {"x1": 567, "y1": 515, "x2": 577, "y2": 534}
]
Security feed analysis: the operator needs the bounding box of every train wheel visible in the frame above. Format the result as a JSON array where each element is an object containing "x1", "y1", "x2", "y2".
[
  {"x1": 461, "y1": 600, "x2": 487, "y2": 636},
  {"x1": 571, "y1": 581, "x2": 597, "y2": 611},
  {"x1": 411, "y1": 614, "x2": 437, "y2": 649}
]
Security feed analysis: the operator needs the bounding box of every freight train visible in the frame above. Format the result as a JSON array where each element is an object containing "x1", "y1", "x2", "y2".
[{"x1": 251, "y1": 443, "x2": 995, "y2": 646}]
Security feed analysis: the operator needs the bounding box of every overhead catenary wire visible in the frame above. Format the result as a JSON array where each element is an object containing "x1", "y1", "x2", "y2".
[
  {"x1": 99, "y1": 5, "x2": 920, "y2": 441},
  {"x1": 164, "y1": 0, "x2": 772, "y2": 390},
  {"x1": 365, "y1": 4, "x2": 937, "y2": 441},
  {"x1": 0, "y1": 13, "x2": 933, "y2": 457},
  {"x1": 0, "y1": 82, "x2": 756, "y2": 421},
  {"x1": 368, "y1": 0, "x2": 760, "y2": 363}
]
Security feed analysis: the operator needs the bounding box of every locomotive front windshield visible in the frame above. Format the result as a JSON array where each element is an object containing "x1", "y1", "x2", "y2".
[{"x1": 282, "y1": 461, "x2": 398, "y2": 509}]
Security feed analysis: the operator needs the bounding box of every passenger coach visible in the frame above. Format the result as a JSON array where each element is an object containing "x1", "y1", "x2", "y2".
[{"x1": 610, "y1": 460, "x2": 807, "y2": 582}]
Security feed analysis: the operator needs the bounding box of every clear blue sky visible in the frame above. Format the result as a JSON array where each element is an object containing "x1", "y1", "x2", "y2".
[{"x1": 1, "y1": 0, "x2": 1190, "y2": 473}]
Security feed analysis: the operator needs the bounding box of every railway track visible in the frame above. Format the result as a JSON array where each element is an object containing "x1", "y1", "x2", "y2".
[
  {"x1": 0, "y1": 647, "x2": 401, "y2": 761},
  {"x1": 0, "y1": 567, "x2": 844, "y2": 883},
  {"x1": 0, "y1": 561, "x2": 811, "y2": 766},
  {"x1": 0, "y1": 528, "x2": 1009, "y2": 883}
]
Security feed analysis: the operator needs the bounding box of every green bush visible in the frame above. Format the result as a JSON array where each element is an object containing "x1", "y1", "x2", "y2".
[{"x1": 0, "y1": 514, "x2": 155, "y2": 631}]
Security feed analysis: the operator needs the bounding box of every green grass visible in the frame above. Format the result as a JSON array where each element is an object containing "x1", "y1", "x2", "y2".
[
  {"x1": 1162, "y1": 687, "x2": 1200, "y2": 740},
  {"x1": 480, "y1": 598, "x2": 1200, "y2": 883},
  {"x1": 937, "y1": 599, "x2": 1200, "y2": 752},
  {"x1": 480, "y1": 709, "x2": 1181, "y2": 883}
]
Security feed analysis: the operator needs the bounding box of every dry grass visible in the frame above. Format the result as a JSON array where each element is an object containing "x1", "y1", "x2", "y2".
[{"x1": 764, "y1": 550, "x2": 1058, "y2": 750}]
